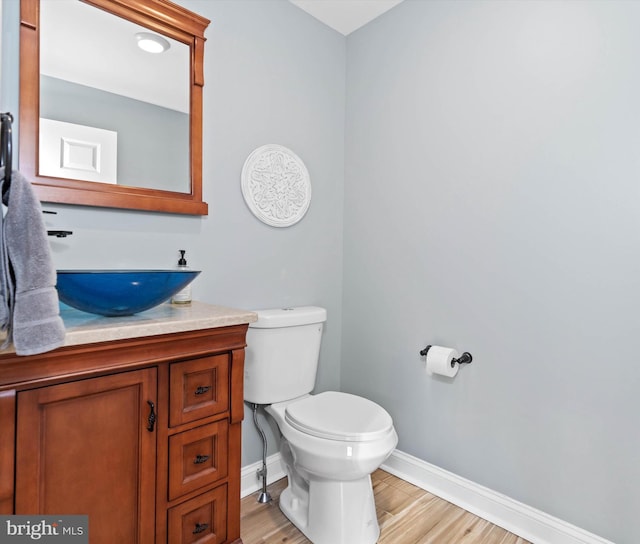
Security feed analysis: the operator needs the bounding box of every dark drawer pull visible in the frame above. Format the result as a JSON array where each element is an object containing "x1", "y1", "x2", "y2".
[
  {"x1": 146, "y1": 400, "x2": 156, "y2": 432},
  {"x1": 195, "y1": 385, "x2": 211, "y2": 396},
  {"x1": 194, "y1": 454, "x2": 210, "y2": 464},
  {"x1": 193, "y1": 523, "x2": 209, "y2": 535}
]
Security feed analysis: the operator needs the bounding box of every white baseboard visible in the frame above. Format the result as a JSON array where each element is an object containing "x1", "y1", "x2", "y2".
[
  {"x1": 241, "y1": 453, "x2": 286, "y2": 498},
  {"x1": 381, "y1": 450, "x2": 614, "y2": 544}
]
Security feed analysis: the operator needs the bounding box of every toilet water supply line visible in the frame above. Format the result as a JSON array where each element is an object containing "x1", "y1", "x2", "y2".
[{"x1": 252, "y1": 403, "x2": 272, "y2": 503}]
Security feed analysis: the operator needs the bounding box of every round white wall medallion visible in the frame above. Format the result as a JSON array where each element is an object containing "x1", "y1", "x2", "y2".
[{"x1": 241, "y1": 144, "x2": 311, "y2": 227}]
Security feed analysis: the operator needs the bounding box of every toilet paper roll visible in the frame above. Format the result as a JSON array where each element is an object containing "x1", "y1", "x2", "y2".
[{"x1": 426, "y1": 345, "x2": 459, "y2": 378}]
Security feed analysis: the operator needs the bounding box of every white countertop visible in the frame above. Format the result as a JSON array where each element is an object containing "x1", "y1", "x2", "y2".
[{"x1": 1, "y1": 301, "x2": 257, "y2": 354}]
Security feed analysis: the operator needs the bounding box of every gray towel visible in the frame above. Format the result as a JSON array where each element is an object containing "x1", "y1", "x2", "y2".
[{"x1": 1, "y1": 168, "x2": 65, "y2": 355}]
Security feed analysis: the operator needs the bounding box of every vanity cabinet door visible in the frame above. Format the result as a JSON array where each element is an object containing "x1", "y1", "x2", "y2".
[
  {"x1": 0, "y1": 390, "x2": 15, "y2": 514},
  {"x1": 15, "y1": 368, "x2": 157, "y2": 544}
]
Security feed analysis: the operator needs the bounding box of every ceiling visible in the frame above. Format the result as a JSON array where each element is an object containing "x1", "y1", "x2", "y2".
[{"x1": 289, "y1": 0, "x2": 405, "y2": 35}]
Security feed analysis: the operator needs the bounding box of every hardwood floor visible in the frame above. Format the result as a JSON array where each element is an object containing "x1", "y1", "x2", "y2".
[{"x1": 240, "y1": 469, "x2": 531, "y2": 544}]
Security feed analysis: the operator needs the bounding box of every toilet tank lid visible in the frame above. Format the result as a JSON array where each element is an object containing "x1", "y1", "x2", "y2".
[{"x1": 249, "y1": 306, "x2": 327, "y2": 328}]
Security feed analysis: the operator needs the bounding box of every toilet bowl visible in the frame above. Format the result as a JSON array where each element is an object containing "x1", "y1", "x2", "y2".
[
  {"x1": 266, "y1": 392, "x2": 397, "y2": 544},
  {"x1": 244, "y1": 307, "x2": 398, "y2": 544}
]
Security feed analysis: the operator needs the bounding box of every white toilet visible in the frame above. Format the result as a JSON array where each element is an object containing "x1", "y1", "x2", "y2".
[{"x1": 244, "y1": 306, "x2": 398, "y2": 544}]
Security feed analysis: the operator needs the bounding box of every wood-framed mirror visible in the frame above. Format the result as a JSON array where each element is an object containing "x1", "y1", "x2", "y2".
[{"x1": 19, "y1": 0, "x2": 210, "y2": 215}]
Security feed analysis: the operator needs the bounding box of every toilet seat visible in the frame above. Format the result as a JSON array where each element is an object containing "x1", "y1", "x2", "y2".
[{"x1": 285, "y1": 391, "x2": 394, "y2": 442}]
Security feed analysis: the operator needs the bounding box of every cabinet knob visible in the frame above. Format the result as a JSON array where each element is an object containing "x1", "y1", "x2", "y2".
[
  {"x1": 193, "y1": 522, "x2": 209, "y2": 534},
  {"x1": 194, "y1": 385, "x2": 211, "y2": 396}
]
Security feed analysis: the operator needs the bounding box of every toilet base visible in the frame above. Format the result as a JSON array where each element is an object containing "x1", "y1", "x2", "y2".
[{"x1": 279, "y1": 473, "x2": 380, "y2": 544}]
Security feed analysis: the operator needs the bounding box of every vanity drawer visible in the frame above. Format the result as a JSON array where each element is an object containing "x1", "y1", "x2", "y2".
[
  {"x1": 170, "y1": 354, "x2": 229, "y2": 427},
  {"x1": 167, "y1": 485, "x2": 227, "y2": 544},
  {"x1": 169, "y1": 420, "x2": 229, "y2": 500}
]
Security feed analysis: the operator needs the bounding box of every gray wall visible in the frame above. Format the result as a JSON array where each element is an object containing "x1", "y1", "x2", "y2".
[
  {"x1": 343, "y1": 1, "x2": 639, "y2": 543},
  {"x1": 2, "y1": 0, "x2": 345, "y2": 470},
  {"x1": 0, "y1": 0, "x2": 18, "y2": 123}
]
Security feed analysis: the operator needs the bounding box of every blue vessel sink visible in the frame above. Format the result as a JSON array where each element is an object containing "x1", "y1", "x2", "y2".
[{"x1": 56, "y1": 269, "x2": 201, "y2": 317}]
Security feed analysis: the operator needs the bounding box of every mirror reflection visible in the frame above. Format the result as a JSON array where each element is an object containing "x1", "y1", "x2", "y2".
[{"x1": 39, "y1": 0, "x2": 190, "y2": 193}]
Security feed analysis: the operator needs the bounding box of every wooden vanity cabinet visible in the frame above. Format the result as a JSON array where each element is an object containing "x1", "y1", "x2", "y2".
[{"x1": 0, "y1": 324, "x2": 248, "y2": 544}]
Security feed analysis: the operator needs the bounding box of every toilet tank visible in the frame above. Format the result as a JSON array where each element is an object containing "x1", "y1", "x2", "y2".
[{"x1": 244, "y1": 306, "x2": 327, "y2": 405}]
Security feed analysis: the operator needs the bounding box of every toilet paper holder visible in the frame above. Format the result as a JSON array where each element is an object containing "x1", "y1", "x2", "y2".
[{"x1": 419, "y1": 345, "x2": 473, "y2": 367}]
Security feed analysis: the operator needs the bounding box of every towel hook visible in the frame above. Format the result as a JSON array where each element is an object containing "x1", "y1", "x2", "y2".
[{"x1": 0, "y1": 112, "x2": 14, "y2": 189}]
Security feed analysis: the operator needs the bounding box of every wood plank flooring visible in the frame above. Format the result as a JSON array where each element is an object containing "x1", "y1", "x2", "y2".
[{"x1": 240, "y1": 469, "x2": 532, "y2": 544}]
